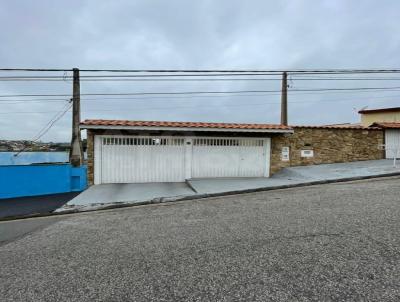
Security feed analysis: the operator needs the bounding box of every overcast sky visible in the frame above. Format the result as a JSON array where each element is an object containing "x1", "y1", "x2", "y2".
[{"x1": 1, "y1": 0, "x2": 400, "y2": 142}]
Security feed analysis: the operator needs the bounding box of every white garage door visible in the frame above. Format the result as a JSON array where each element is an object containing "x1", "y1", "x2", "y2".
[
  {"x1": 94, "y1": 136, "x2": 270, "y2": 184},
  {"x1": 95, "y1": 136, "x2": 186, "y2": 184},
  {"x1": 385, "y1": 129, "x2": 400, "y2": 159},
  {"x1": 191, "y1": 138, "x2": 269, "y2": 178}
]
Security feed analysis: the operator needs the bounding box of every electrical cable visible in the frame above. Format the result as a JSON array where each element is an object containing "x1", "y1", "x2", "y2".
[
  {"x1": 2, "y1": 86, "x2": 400, "y2": 99},
  {"x1": 13, "y1": 101, "x2": 72, "y2": 155},
  {"x1": 1, "y1": 68, "x2": 400, "y2": 74},
  {"x1": 2, "y1": 95, "x2": 399, "y2": 115}
]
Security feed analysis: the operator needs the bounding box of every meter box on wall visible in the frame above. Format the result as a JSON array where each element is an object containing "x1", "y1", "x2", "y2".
[
  {"x1": 301, "y1": 149, "x2": 314, "y2": 158},
  {"x1": 281, "y1": 147, "x2": 290, "y2": 161}
]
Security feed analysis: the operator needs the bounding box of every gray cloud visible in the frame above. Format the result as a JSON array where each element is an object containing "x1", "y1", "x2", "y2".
[{"x1": 0, "y1": 0, "x2": 400, "y2": 141}]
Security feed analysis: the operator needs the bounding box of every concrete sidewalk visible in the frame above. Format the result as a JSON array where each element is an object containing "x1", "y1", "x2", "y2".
[
  {"x1": 189, "y1": 159, "x2": 400, "y2": 194},
  {"x1": 59, "y1": 159, "x2": 400, "y2": 213}
]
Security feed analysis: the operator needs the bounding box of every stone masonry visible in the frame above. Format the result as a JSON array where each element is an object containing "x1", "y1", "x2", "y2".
[
  {"x1": 86, "y1": 130, "x2": 95, "y2": 185},
  {"x1": 270, "y1": 127, "x2": 384, "y2": 174}
]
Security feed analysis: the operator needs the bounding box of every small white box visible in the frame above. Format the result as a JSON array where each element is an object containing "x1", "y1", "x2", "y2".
[
  {"x1": 301, "y1": 149, "x2": 314, "y2": 158},
  {"x1": 281, "y1": 147, "x2": 290, "y2": 161}
]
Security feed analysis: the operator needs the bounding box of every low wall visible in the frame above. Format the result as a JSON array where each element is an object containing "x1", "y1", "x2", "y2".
[
  {"x1": 0, "y1": 164, "x2": 87, "y2": 199},
  {"x1": 270, "y1": 127, "x2": 385, "y2": 174}
]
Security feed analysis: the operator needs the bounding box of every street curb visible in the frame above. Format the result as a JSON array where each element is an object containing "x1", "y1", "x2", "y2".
[{"x1": 2, "y1": 172, "x2": 400, "y2": 222}]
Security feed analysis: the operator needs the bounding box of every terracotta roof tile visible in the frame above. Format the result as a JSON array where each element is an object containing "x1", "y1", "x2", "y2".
[
  {"x1": 291, "y1": 125, "x2": 381, "y2": 130},
  {"x1": 370, "y1": 122, "x2": 400, "y2": 129},
  {"x1": 80, "y1": 119, "x2": 293, "y2": 130}
]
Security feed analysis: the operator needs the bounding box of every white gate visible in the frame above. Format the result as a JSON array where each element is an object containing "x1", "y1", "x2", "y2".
[
  {"x1": 94, "y1": 135, "x2": 270, "y2": 184},
  {"x1": 95, "y1": 136, "x2": 186, "y2": 184},
  {"x1": 191, "y1": 137, "x2": 269, "y2": 178},
  {"x1": 385, "y1": 129, "x2": 400, "y2": 159}
]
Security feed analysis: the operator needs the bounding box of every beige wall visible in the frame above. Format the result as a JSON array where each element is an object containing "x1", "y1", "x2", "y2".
[
  {"x1": 361, "y1": 112, "x2": 400, "y2": 126},
  {"x1": 270, "y1": 127, "x2": 384, "y2": 174}
]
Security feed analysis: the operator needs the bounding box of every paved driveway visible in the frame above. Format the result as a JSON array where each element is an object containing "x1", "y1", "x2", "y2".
[
  {"x1": 64, "y1": 159, "x2": 400, "y2": 209},
  {"x1": 67, "y1": 182, "x2": 195, "y2": 206},
  {"x1": 1, "y1": 177, "x2": 400, "y2": 301}
]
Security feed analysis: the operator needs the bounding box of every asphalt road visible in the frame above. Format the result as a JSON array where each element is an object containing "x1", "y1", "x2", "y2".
[
  {"x1": 1, "y1": 177, "x2": 400, "y2": 301},
  {"x1": 0, "y1": 216, "x2": 64, "y2": 247}
]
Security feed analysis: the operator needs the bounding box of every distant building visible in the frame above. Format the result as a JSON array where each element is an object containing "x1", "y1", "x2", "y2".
[
  {"x1": 358, "y1": 107, "x2": 400, "y2": 159},
  {"x1": 359, "y1": 107, "x2": 400, "y2": 127}
]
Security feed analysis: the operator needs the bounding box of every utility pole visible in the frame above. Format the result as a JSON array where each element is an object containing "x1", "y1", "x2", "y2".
[
  {"x1": 69, "y1": 68, "x2": 84, "y2": 166},
  {"x1": 280, "y1": 71, "x2": 288, "y2": 126}
]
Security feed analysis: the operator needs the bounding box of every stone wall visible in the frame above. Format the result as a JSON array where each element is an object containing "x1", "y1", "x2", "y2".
[
  {"x1": 270, "y1": 127, "x2": 384, "y2": 174},
  {"x1": 86, "y1": 130, "x2": 94, "y2": 185}
]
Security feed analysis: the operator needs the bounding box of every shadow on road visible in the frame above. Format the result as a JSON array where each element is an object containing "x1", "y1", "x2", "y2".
[{"x1": 0, "y1": 192, "x2": 80, "y2": 219}]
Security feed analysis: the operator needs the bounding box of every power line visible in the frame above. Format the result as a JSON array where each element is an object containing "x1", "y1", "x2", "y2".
[
  {"x1": 2, "y1": 90, "x2": 400, "y2": 105},
  {"x1": 13, "y1": 102, "x2": 72, "y2": 154},
  {"x1": 66, "y1": 68, "x2": 400, "y2": 74},
  {"x1": 2, "y1": 95, "x2": 399, "y2": 114},
  {"x1": 2, "y1": 87, "x2": 400, "y2": 105},
  {"x1": 0, "y1": 90, "x2": 267, "y2": 98},
  {"x1": 2, "y1": 86, "x2": 400, "y2": 99},
  {"x1": 3, "y1": 74, "x2": 400, "y2": 80},
  {"x1": 32, "y1": 103, "x2": 72, "y2": 141},
  {"x1": 0, "y1": 74, "x2": 282, "y2": 79},
  {"x1": 2, "y1": 74, "x2": 400, "y2": 79},
  {"x1": 72, "y1": 77, "x2": 400, "y2": 82},
  {"x1": 2, "y1": 88, "x2": 400, "y2": 104},
  {"x1": 4, "y1": 77, "x2": 400, "y2": 82},
  {"x1": 0, "y1": 98, "x2": 69, "y2": 104},
  {"x1": 0, "y1": 68, "x2": 72, "y2": 72},
  {"x1": 1, "y1": 68, "x2": 400, "y2": 74},
  {"x1": 2, "y1": 74, "x2": 275, "y2": 78}
]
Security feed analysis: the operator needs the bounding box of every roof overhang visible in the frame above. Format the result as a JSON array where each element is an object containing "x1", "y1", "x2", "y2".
[
  {"x1": 80, "y1": 124, "x2": 294, "y2": 134},
  {"x1": 359, "y1": 107, "x2": 400, "y2": 114},
  {"x1": 370, "y1": 122, "x2": 400, "y2": 129}
]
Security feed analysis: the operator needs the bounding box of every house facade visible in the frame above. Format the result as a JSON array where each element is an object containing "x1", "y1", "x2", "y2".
[
  {"x1": 359, "y1": 107, "x2": 400, "y2": 127},
  {"x1": 359, "y1": 107, "x2": 400, "y2": 158},
  {"x1": 81, "y1": 119, "x2": 384, "y2": 185}
]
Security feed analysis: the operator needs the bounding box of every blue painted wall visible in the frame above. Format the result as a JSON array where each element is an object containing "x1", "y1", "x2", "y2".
[{"x1": 0, "y1": 164, "x2": 87, "y2": 199}]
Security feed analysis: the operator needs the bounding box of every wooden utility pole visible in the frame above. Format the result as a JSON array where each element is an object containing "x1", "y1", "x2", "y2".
[
  {"x1": 69, "y1": 68, "x2": 84, "y2": 166},
  {"x1": 280, "y1": 71, "x2": 288, "y2": 126}
]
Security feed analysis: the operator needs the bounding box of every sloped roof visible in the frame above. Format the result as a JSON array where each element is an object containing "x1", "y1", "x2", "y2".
[
  {"x1": 370, "y1": 122, "x2": 400, "y2": 129},
  {"x1": 291, "y1": 124, "x2": 380, "y2": 130},
  {"x1": 80, "y1": 119, "x2": 293, "y2": 132},
  {"x1": 358, "y1": 107, "x2": 400, "y2": 114}
]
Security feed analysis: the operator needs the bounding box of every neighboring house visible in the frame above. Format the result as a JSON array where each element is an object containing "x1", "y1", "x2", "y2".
[
  {"x1": 359, "y1": 107, "x2": 400, "y2": 159},
  {"x1": 359, "y1": 107, "x2": 400, "y2": 127},
  {"x1": 81, "y1": 119, "x2": 384, "y2": 185},
  {"x1": 370, "y1": 122, "x2": 400, "y2": 159}
]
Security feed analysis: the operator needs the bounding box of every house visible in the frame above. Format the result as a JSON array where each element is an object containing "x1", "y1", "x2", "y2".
[
  {"x1": 359, "y1": 107, "x2": 400, "y2": 127},
  {"x1": 81, "y1": 120, "x2": 291, "y2": 185},
  {"x1": 359, "y1": 107, "x2": 400, "y2": 158},
  {"x1": 81, "y1": 119, "x2": 384, "y2": 185}
]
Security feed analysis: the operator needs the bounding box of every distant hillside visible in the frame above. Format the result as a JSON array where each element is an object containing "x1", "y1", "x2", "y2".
[{"x1": 0, "y1": 140, "x2": 71, "y2": 152}]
